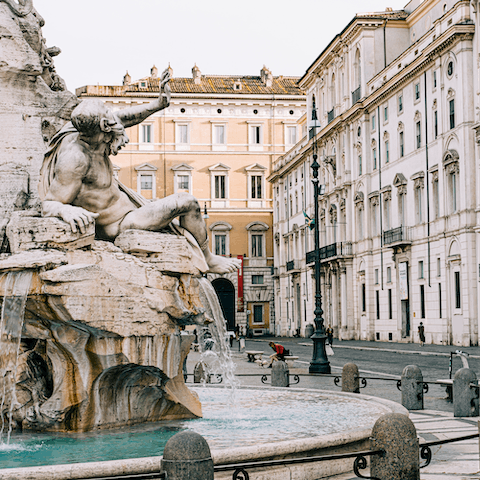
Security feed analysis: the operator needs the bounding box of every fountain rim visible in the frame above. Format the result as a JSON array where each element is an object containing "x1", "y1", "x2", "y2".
[{"x1": 0, "y1": 385, "x2": 408, "y2": 480}]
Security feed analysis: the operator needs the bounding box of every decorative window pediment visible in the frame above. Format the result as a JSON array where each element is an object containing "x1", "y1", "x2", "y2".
[
  {"x1": 443, "y1": 149, "x2": 459, "y2": 166},
  {"x1": 172, "y1": 163, "x2": 194, "y2": 172},
  {"x1": 210, "y1": 221, "x2": 233, "y2": 232},
  {"x1": 393, "y1": 173, "x2": 407, "y2": 187},
  {"x1": 245, "y1": 163, "x2": 267, "y2": 172},
  {"x1": 209, "y1": 163, "x2": 231, "y2": 172},
  {"x1": 354, "y1": 191, "x2": 364, "y2": 204},
  {"x1": 134, "y1": 163, "x2": 158, "y2": 172},
  {"x1": 246, "y1": 221, "x2": 269, "y2": 231}
]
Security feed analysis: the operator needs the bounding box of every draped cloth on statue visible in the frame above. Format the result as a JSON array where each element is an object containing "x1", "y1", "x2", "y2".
[{"x1": 38, "y1": 125, "x2": 208, "y2": 273}]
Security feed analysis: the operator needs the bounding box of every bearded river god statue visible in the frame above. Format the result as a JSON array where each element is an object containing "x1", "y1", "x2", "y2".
[{"x1": 0, "y1": 2, "x2": 239, "y2": 433}]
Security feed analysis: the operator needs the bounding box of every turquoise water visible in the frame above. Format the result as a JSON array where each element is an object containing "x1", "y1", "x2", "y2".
[{"x1": 0, "y1": 387, "x2": 386, "y2": 469}]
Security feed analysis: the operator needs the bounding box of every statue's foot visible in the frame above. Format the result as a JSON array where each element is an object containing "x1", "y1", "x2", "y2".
[{"x1": 206, "y1": 254, "x2": 242, "y2": 274}]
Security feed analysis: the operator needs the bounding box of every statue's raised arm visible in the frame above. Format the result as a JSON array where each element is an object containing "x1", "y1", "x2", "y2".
[
  {"x1": 39, "y1": 66, "x2": 241, "y2": 275},
  {"x1": 116, "y1": 68, "x2": 171, "y2": 129}
]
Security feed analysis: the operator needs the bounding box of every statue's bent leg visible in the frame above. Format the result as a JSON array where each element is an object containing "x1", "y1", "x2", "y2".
[{"x1": 119, "y1": 193, "x2": 207, "y2": 244}]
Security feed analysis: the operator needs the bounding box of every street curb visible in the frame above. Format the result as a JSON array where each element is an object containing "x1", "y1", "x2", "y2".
[{"x1": 297, "y1": 343, "x2": 480, "y2": 359}]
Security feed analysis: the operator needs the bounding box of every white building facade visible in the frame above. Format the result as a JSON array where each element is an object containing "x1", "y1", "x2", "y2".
[{"x1": 270, "y1": 0, "x2": 480, "y2": 346}]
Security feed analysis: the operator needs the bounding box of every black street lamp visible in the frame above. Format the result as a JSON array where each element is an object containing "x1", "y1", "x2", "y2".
[{"x1": 309, "y1": 103, "x2": 331, "y2": 375}]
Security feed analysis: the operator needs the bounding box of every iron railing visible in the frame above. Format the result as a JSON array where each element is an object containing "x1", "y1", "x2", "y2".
[
  {"x1": 327, "y1": 108, "x2": 335, "y2": 124},
  {"x1": 306, "y1": 242, "x2": 353, "y2": 264},
  {"x1": 214, "y1": 449, "x2": 384, "y2": 480},
  {"x1": 352, "y1": 86, "x2": 361, "y2": 104},
  {"x1": 383, "y1": 226, "x2": 410, "y2": 245}
]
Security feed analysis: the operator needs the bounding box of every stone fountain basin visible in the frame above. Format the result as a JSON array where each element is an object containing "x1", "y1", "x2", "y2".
[{"x1": 0, "y1": 386, "x2": 407, "y2": 480}]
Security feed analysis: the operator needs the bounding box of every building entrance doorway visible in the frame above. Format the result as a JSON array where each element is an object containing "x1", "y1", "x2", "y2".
[{"x1": 212, "y1": 278, "x2": 235, "y2": 331}]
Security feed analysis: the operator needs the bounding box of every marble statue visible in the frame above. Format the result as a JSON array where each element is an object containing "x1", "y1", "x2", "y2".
[
  {"x1": 0, "y1": 0, "x2": 230, "y2": 434},
  {"x1": 38, "y1": 70, "x2": 241, "y2": 274}
]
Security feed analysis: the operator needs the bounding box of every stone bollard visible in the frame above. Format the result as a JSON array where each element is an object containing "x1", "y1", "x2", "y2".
[
  {"x1": 342, "y1": 362, "x2": 359, "y2": 393},
  {"x1": 161, "y1": 431, "x2": 214, "y2": 480},
  {"x1": 271, "y1": 360, "x2": 289, "y2": 387},
  {"x1": 401, "y1": 365, "x2": 424, "y2": 410},
  {"x1": 453, "y1": 368, "x2": 479, "y2": 417},
  {"x1": 370, "y1": 413, "x2": 419, "y2": 480},
  {"x1": 193, "y1": 362, "x2": 210, "y2": 384}
]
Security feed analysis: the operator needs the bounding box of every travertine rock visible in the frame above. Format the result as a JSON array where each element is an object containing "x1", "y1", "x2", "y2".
[
  {"x1": 7, "y1": 214, "x2": 95, "y2": 253},
  {"x1": 114, "y1": 229, "x2": 198, "y2": 275}
]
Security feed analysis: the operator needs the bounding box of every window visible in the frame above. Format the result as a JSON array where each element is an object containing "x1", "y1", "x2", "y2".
[
  {"x1": 449, "y1": 99, "x2": 455, "y2": 129},
  {"x1": 250, "y1": 125, "x2": 262, "y2": 144},
  {"x1": 455, "y1": 271, "x2": 461, "y2": 309},
  {"x1": 253, "y1": 304, "x2": 263, "y2": 324},
  {"x1": 358, "y1": 155, "x2": 362, "y2": 176},
  {"x1": 387, "y1": 266, "x2": 392, "y2": 283},
  {"x1": 178, "y1": 124, "x2": 188, "y2": 144},
  {"x1": 433, "y1": 70, "x2": 437, "y2": 88},
  {"x1": 384, "y1": 196, "x2": 391, "y2": 230},
  {"x1": 398, "y1": 191, "x2": 406, "y2": 226},
  {"x1": 357, "y1": 206, "x2": 364, "y2": 239},
  {"x1": 398, "y1": 94, "x2": 403, "y2": 113},
  {"x1": 448, "y1": 168, "x2": 458, "y2": 213},
  {"x1": 418, "y1": 260, "x2": 424, "y2": 279},
  {"x1": 434, "y1": 111, "x2": 438, "y2": 139},
  {"x1": 375, "y1": 269, "x2": 379, "y2": 284},
  {"x1": 415, "y1": 186, "x2": 423, "y2": 223},
  {"x1": 385, "y1": 140, "x2": 390, "y2": 163},
  {"x1": 420, "y1": 285, "x2": 425, "y2": 318},
  {"x1": 361, "y1": 283, "x2": 366, "y2": 312},
  {"x1": 141, "y1": 174, "x2": 152, "y2": 190},
  {"x1": 372, "y1": 114, "x2": 376, "y2": 131},
  {"x1": 141, "y1": 124, "x2": 152, "y2": 143},
  {"x1": 376, "y1": 290, "x2": 380, "y2": 319},
  {"x1": 399, "y1": 131, "x2": 404, "y2": 157},
  {"x1": 286, "y1": 126, "x2": 297, "y2": 145},
  {"x1": 177, "y1": 175, "x2": 189, "y2": 190},
  {"x1": 252, "y1": 275, "x2": 264, "y2": 285},
  {"x1": 215, "y1": 175, "x2": 226, "y2": 199},
  {"x1": 251, "y1": 175, "x2": 262, "y2": 199},
  {"x1": 388, "y1": 289, "x2": 393, "y2": 319},
  {"x1": 213, "y1": 125, "x2": 225, "y2": 144},
  {"x1": 432, "y1": 175, "x2": 439, "y2": 218},
  {"x1": 416, "y1": 121, "x2": 421, "y2": 148},
  {"x1": 384, "y1": 106, "x2": 388, "y2": 122},
  {"x1": 214, "y1": 234, "x2": 226, "y2": 256},
  {"x1": 437, "y1": 258, "x2": 441, "y2": 277},
  {"x1": 415, "y1": 83, "x2": 420, "y2": 100},
  {"x1": 439, "y1": 283, "x2": 442, "y2": 318},
  {"x1": 251, "y1": 234, "x2": 264, "y2": 257},
  {"x1": 447, "y1": 61, "x2": 454, "y2": 77},
  {"x1": 373, "y1": 148, "x2": 377, "y2": 170}
]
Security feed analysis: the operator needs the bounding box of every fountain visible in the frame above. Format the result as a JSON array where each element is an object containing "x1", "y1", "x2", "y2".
[{"x1": 0, "y1": 2, "x2": 408, "y2": 478}]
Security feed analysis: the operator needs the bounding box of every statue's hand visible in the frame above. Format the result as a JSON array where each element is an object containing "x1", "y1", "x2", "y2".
[
  {"x1": 57, "y1": 205, "x2": 99, "y2": 234},
  {"x1": 158, "y1": 68, "x2": 171, "y2": 109}
]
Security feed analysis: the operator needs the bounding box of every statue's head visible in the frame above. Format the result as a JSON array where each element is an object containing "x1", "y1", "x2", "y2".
[{"x1": 71, "y1": 99, "x2": 128, "y2": 155}]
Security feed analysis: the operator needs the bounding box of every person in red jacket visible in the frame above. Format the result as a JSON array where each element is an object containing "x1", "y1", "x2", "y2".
[{"x1": 268, "y1": 341, "x2": 290, "y2": 366}]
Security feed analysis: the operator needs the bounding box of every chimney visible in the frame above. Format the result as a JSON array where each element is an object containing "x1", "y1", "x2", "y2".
[
  {"x1": 192, "y1": 64, "x2": 202, "y2": 85},
  {"x1": 123, "y1": 71, "x2": 131, "y2": 86},
  {"x1": 151, "y1": 65, "x2": 158, "y2": 77},
  {"x1": 261, "y1": 65, "x2": 273, "y2": 88}
]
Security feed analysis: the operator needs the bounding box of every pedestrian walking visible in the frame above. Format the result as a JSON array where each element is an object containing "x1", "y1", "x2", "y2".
[
  {"x1": 326, "y1": 325, "x2": 334, "y2": 346},
  {"x1": 418, "y1": 322, "x2": 425, "y2": 347}
]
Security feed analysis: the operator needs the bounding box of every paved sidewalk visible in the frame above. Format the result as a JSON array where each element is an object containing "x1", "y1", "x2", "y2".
[{"x1": 187, "y1": 346, "x2": 480, "y2": 479}]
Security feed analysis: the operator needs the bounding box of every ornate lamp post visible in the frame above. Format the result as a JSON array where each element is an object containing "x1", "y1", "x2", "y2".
[{"x1": 309, "y1": 103, "x2": 331, "y2": 374}]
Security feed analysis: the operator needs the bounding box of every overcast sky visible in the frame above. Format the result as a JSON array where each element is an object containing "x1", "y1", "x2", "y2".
[{"x1": 34, "y1": 0, "x2": 407, "y2": 91}]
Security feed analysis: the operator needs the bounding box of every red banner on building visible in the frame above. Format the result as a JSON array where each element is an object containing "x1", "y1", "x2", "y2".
[{"x1": 237, "y1": 255, "x2": 244, "y2": 312}]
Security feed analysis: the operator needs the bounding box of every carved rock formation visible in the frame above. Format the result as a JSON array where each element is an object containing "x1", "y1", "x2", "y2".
[{"x1": 0, "y1": 222, "x2": 207, "y2": 432}]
